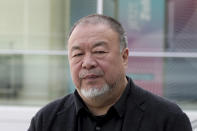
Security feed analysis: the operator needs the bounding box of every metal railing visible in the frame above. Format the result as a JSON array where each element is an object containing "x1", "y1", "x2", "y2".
[{"x1": 1, "y1": 49, "x2": 197, "y2": 58}]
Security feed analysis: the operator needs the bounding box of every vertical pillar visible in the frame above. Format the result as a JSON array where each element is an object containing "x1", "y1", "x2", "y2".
[{"x1": 97, "y1": 0, "x2": 103, "y2": 14}]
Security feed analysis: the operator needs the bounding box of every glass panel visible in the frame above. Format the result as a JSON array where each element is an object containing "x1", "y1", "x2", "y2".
[
  {"x1": 70, "y1": 0, "x2": 97, "y2": 27},
  {"x1": 0, "y1": 0, "x2": 70, "y2": 106},
  {"x1": 0, "y1": 55, "x2": 70, "y2": 106},
  {"x1": 166, "y1": 0, "x2": 197, "y2": 52},
  {"x1": 0, "y1": 55, "x2": 23, "y2": 98},
  {"x1": 118, "y1": 0, "x2": 165, "y2": 52},
  {"x1": 103, "y1": 0, "x2": 118, "y2": 18}
]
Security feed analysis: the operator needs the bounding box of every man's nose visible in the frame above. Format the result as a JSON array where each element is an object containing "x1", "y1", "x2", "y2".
[{"x1": 82, "y1": 54, "x2": 97, "y2": 69}]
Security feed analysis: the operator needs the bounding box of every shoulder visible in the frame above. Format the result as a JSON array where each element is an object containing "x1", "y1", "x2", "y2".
[
  {"x1": 126, "y1": 77, "x2": 185, "y2": 117},
  {"x1": 28, "y1": 93, "x2": 75, "y2": 130},
  {"x1": 36, "y1": 93, "x2": 75, "y2": 117},
  {"x1": 133, "y1": 84, "x2": 183, "y2": 114},
  {"x1": 128, "y1": 84, "x2": 192, "y2": 131}
]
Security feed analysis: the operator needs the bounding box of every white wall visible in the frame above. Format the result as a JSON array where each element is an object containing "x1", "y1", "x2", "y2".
[{"x1": 0, "y1": 106, "x2": 40, "y2": 131}]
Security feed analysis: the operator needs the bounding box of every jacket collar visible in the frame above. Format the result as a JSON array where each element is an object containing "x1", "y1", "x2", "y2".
[{"x1": 54, "y1": 76, "x2": 148, "y2": 131}]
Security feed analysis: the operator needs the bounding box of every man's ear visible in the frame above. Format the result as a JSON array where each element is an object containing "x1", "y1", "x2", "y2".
[{"x1": 121, "y1": 48, "x2": 129, "y2": 68}]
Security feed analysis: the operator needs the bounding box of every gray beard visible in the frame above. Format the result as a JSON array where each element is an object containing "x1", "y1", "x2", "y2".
[
  {"x1": 80, "y1": 84, "x2": 110, "y2": 99},
  {"x1": 80, "y1": 76, "x2": 124, "y2": 99}
]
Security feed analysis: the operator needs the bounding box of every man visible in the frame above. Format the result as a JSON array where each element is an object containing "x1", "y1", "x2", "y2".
[{"x1": 28, "y1": 14, "x2": 192, "y2": 131}]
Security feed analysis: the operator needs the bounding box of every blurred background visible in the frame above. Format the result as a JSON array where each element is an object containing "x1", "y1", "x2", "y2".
[{"x1": 0, "y1": 0, "x2": 197, "y2": 130}]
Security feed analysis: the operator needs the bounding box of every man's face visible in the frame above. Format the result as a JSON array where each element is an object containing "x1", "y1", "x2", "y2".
[{"x1": 68, "y1": 23, "x2": 128, "y2": 98}]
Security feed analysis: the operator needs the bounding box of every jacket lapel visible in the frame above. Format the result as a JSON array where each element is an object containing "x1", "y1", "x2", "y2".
[
  {"x1": 51, "y1": 108, "x2": 77, "y2": 131},
  {"x1": 122, "y1": 101, "x2": 145, "y2": 131},
  {"x1": 122, "y1": 80, "x2": 147, "y2": 131}
]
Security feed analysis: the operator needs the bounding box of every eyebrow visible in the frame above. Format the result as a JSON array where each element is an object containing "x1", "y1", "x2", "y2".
[
  {"x1": 70, "y1": 41, "x2": 107, "y2": 52},
  {"x1": 71, "y1": 46, "x2": 81, "y2": 52},
  {"x1": 92, "y1": 41, "x2": 107, "y2": 48}
]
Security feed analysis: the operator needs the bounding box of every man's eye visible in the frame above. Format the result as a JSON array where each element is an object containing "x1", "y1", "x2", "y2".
[
  {"x1": 73, "y1": 53, "x2": 83, "y2": 57},
  {"x1": 94, "y1": 51, "x2": 106, "y2": 54}
]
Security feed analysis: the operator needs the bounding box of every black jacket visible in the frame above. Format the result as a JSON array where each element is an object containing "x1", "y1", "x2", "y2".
[{"x1": 28, "y1": 78, "x2": 192, "y2": 131}]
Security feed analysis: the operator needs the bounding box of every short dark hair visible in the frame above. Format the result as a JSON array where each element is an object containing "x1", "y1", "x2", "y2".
[{"x1": 68, "y1": 14, "x2": 128, "y2": 51}]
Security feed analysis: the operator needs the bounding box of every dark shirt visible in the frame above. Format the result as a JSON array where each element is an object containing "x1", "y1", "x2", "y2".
[
  {"x1": 28, "y1": 76, "x2": 192, "y2": 131},
  {"x1": 73, "y1": 79, "x2": 130, "y2": 131}
]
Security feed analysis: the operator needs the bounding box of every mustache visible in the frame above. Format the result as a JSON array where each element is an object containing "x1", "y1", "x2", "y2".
[{"x1": 79, "y1": 69, "x2": 104, "y2": 79}]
